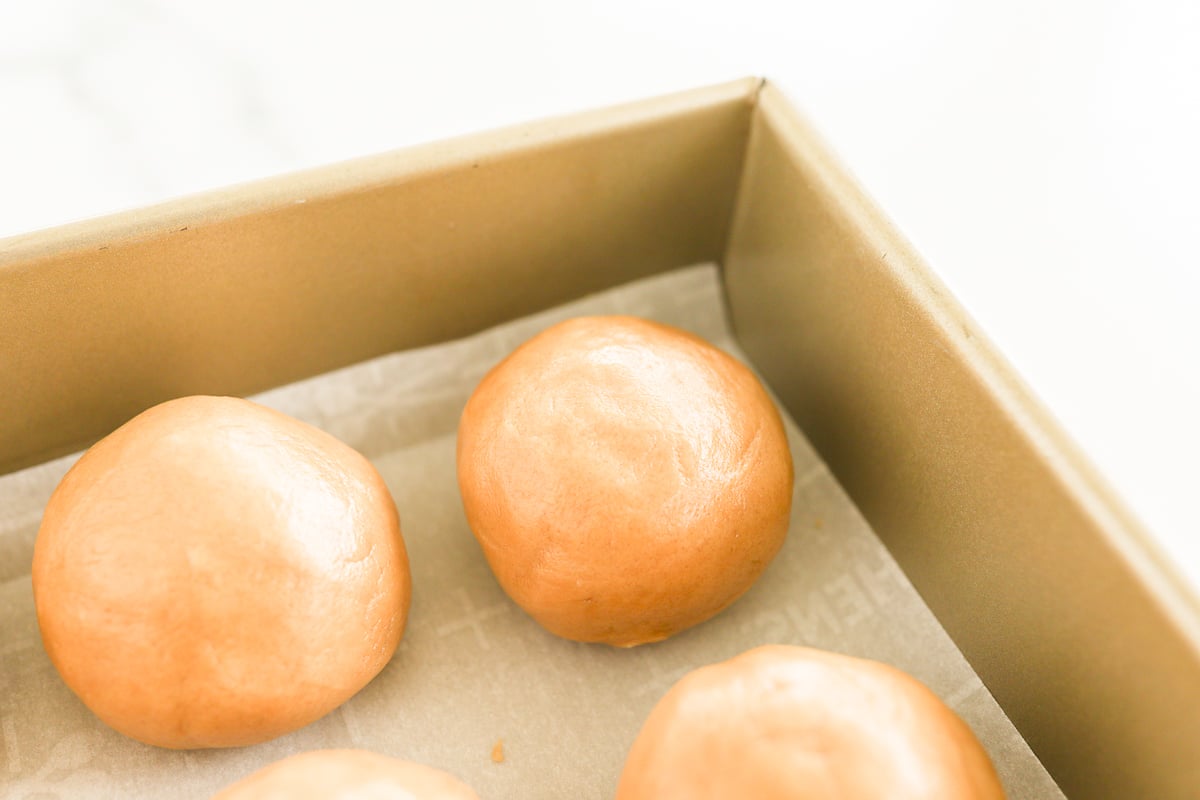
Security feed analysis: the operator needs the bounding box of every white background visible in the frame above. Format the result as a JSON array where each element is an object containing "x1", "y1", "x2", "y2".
[{"x1": 2, "y1": 0, "x2": 1197, "y2": 588}]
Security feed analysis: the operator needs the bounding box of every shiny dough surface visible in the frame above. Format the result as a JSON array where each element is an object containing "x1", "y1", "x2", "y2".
[
  {"x1": 32, "y1": 396, "x2": 410, "y2": 749},
  {"x1": 211, "y1": 749, "x2": 480, "y2": 800},
  {"x1": 616, "y1": 645, "x2": 1007, "y2": 799},
  {"x1": 456, "y1": 316, "x2": 794, "y2": 646}
]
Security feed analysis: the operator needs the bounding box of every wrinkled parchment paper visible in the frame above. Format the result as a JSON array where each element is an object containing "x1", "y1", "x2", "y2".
[{"x1": 0, "y1": 264, "x2": 1062, "y2": 799}]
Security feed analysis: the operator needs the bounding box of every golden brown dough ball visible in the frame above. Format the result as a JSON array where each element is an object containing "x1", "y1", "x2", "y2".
[
  {"x1": 211, "y1": 750, "x2": 480, "y2": 799},
  {"x1": 616, "y1": 645, "x2": 1006, "y2": 799},
  {"x1": 32, "y1": 396, "x2": 410, "y2": 749},
  {"x1": 457, "y1": 316, "x2": 793, "y2": 646}
]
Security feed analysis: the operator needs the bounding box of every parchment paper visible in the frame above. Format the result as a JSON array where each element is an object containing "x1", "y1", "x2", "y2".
[{"x1": 0, "y1": 264, "x2": 1063, "y2": 799}]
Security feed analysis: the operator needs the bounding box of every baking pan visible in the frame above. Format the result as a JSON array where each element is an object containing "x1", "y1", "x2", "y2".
[{"x1": 2, "y1": 78, "x2": 1197, "y2": 799}]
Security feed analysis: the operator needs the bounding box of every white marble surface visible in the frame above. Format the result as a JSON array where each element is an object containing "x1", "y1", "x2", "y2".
[{"x1": 1, "y1": 0, "x2": 1197, "y2": 589}]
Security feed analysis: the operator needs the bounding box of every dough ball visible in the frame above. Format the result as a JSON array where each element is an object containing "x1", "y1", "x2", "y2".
[
  {"x1": 211, "y1": 750, "x2": 479, "y2": 799},
  {"x1": 457, "y1": 316, "x2": 793, "y2": 646},
  {"x1": 32, "y1": 396, "x2": 410, "y2": 749},
  {"x1": 616, "y1": 645, "x2": 1006, "y2": 799}
]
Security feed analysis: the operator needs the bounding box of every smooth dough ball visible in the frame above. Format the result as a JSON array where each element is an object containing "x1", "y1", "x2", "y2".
[
  {"x1": 211, "y1": 750, "x2": 480, "y2": 800},
  {"x1": 456, "y1": 316, "x2": 793, "y2": 647},
  {"x1": 32, "y1": 396, "x2": 410, "y2": 749},
  {"x1": 616, "y1": 645, "x2": 1007, "y2": 800}
]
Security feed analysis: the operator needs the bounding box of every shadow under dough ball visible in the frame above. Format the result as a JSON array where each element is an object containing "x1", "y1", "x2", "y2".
[
  {"x1": 456, "y1": 316, "x2": 794, "y2": 647},
  {"x1": 211, "y1": 750, "x2": 480, "y2": 799},
  {"x1": 32, "y1": 396, "x2": 410, "y2": 749},
  {"x1": 616, "y1": 645, "x2": 1007, "y2": 799}
]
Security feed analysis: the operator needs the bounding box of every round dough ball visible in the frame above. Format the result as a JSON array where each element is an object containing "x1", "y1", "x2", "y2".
[
  {"x1": 616, "y1": 645, "x2": 1006, "y2": 799},
  {"x1": 457, "y1": 316, "x2": 793, "y2": 647},
  {"x1": 211, "y1": 750, "x2": 479, "y2": 799},
  {"x1": 32, "y1": 396, "x2": 410, "y2": 749}
]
